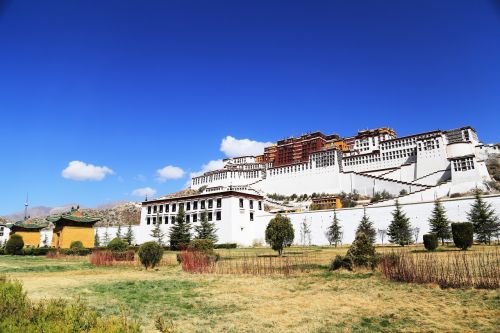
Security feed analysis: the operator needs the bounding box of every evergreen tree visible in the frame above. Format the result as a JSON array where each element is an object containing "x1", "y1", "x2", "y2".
[
  {"x1": 103, "y1": 228, "x2": 110, "y2": 246},
  {"x1": 467, "y1": 190, "x2": 500, "y2": 244},
  {"x1": 151, "y1": 213, "x2": 165, "y2": 246},
  {"x1": 124, "y1": 223, "x2": 134, "y2": 245},
  {"x1": 428, "y1": 199, "x2": 451, "y2": 245},
  {"x1": 116, "y1": 223, "x2": 123, "y2": 239},
  {"x1": 194, "y1": 210, "x2": 218, "y2": 243},
  {"x1": 346, "y1": 231, "x2": 377, "y2": 269},
  {"x1": 387, "y1": 200, "x2": 413, "y2": 246},
  {"x1": 169, "y1": 206, "x2": 191, "y2": 250},
  {"x1": 326, "y1": 210, "x2": 342, "y2": 247},
  {"x1": 356, "y1": 208, "x2": 376, "y2": 244}
]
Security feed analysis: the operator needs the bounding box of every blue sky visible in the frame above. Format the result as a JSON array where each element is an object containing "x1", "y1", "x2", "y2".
[{"x1": 0, "y1": 0, "x2": 499, "y2": 215}]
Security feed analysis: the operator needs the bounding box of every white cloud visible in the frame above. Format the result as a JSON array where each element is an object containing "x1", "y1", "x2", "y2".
[
  {"x1": 61, "y1": 161, "x2": 114, "y2": 181},
  {"x1": 220, "y1": 136, "x2": 273, "y2": 158},
  {"x1": 156, "y1": 165, "x2": 185, "y2": 182},
  {"x1": 131, "y1": 187, "x2": 157, "y2": 198},
  {"x1": 134, "y1": 174, "x2": 147, "y2": 182}
]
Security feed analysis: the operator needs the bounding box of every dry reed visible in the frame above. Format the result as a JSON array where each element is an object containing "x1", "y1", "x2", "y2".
[{"x1": 379, "y1": 249, "x2": 500, "y2": 289}]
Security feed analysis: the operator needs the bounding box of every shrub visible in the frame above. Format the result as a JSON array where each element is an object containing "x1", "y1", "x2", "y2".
[
  {"x1": 188, "y1": 239, "x2": 214, "y2": 253},
  {"x1": 452, "y1": 222, "x2": 474, "y2": 250},
  {"x1": 329, "y1": 255, "x2": 353, "y2": 271},
  {"x1": 138, "y1": 242, "x2": 164, "y2": 269},
  {"x1": 22, "y1": 247, "x2": 51, "y2": 256},
  {"x1": 423, "y1": 234, "x2": 438, "y2": 251},
  {"x1": 64, "y1": 248, "x2": 92, "y2": 256},
  {"x1": 346, "y1": 232, "x2": 377, "y2": 269},
  {"x1": 214, "y1": 243, "x2": 237, "y2": 249},
  {"x1": 70, "y1": 241, "x2": 84, "y2": 250},
  {"x1": 107, "y1": 238, "x2": 128, "y2": 252},
  {"x1": 5, "y1": 234, "x2": 24, "y2": 255}
]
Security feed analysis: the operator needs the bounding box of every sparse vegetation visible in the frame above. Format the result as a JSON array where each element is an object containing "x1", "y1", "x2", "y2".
[
  {"x1": 107, "y1": 237, "x2": 128, "y2": 252},
  {"x1": 370, "y1": 190, "x2": 394, "y2": 203}
]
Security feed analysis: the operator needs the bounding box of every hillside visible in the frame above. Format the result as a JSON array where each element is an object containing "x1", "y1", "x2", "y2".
[{"x1": 2, "y1": 202, "x2": 141, "y2": 227}]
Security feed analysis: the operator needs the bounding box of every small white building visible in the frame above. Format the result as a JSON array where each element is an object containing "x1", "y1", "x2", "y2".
[
  {"x1": 0, "y1": 223, "x2": 10, "y2": 245},
  {"x1": 95, "y1": 189, "x2": 267, "y2": 246}
]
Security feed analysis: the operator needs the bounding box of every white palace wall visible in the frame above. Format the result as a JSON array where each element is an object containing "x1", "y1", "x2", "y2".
[{"x1": 95, "y1": 194, "x2": 500, "y2": 247}]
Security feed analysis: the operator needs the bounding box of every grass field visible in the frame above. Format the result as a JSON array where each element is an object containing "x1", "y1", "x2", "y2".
[{"x1": 1, "y1": 245, "x2": 499, "y2": 332}]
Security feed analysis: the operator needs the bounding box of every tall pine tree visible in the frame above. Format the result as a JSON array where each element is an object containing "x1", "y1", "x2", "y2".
[
  {"x1": 428, "y1": 199, "x2": 451, "y2": 245},
  {"x1": 194, "y1": 210, "x2": 218, "y2": 243},
  {"x1": 124, "y1": 223, "x2": 134, "y2": 245},
  {"x1": 116, "y1": 223, "x2": 123, "y2": 239},
  {"x1": 467, "y1": 190, "x2": 500, "y2": 244},
  {"x1": 326, "y1": 209, "x2": 342, "y2": 247},
  {"x1": 356, "y1": 207, "x2": 376, "y2": 244},
  {"x1": 169, "y1": 206, "x2": 191, "y2": 250},
  {"x1": 387, "y1": 200, "x2": 413, "y2": 246},
  {"x1": 151, "y1": 213, "x2": 165, "y2": 246}
]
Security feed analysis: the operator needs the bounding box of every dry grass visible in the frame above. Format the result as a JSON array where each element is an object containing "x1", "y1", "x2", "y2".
[{"x1": 1, "y1": 245, "x2": 499, "y2": 332}]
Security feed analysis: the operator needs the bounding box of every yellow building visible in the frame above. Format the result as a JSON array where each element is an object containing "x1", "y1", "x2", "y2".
[
  {"x1": 47, "y1": 209, "x2": 100, "y2": 249},
  {"x1": 10, "y1": 220, "x2": 48, "y2": 247},
  {"x1": 311, "y1": 196, "x2": 343, "y2": 210}
]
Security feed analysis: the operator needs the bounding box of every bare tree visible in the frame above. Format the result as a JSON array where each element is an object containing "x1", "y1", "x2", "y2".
[
  {"x1": 377, "y1": 229, "x2": 387, "y2": 245},
  {"x1": 412, "y1": 227, "x2": 420, "y2": 244}
]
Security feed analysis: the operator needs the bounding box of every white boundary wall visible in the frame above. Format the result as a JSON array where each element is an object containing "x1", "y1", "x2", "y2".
[{"x1": 95, "y1": 194, "x2": 500, "y2": 247}]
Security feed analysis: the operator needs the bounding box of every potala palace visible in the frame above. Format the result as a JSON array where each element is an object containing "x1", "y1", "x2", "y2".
[{"x1": 190, "y1": 126, "x2": 496, "y2": 201}]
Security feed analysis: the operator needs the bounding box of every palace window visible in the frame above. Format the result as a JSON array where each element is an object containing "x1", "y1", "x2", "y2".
[
  {"x1": 158, "y1": 216, "x2": 162, "y2": 224},
  {"x1": 186, "y1": 202, "x2": 191, "y2": 211},
  {"x1": 201, "y1": 200, "x2": 205, "y2": 209},
  {"x1": 186, "y1": 215, "x2": 190, "y2": 223},
  {"x1": 216, "y1": 211, "x2": 221, "y2": 221},
  {"x1": 172, "y1": 204, "x2": 177, "y2": 212},
  {"x1": 193, "y1": 201, "x2": 198, "y2": 210},
  {"x1": 159, "y1": 205, "x2": 163, "y2": 213},
  {"x1": 453, "y1": 158, "x2": 475, "y2": 172},
  {"x1": 208, "y1": 212, "x2": 213, "y2": 221},
  {"x1": 258, "y1": 201, "x2": 262, "y2": 210},
  {"x1": 179, "y1": 203, "x2": 184, "y2": 211},
  {"x1": 249, "y1": 200, "x2": 254, "y2": 209},
  {"x1": 165, "y1": 216, "x2": 169, "y2": 224},
  {"x1": 165, "y1": 204, "x2": 170, "y2": 212},
  {"x1": 216, "y1": 198, "x2": 222, "y2": 208},
  {"x1": 147, "y1": 206, "x2": 151, "y2": 214},
  {"x1": 152, "y1": 217, "x2": 157, "y2": 225},
  {"x1": 153, "y1": 205, "x2": 157, "y2": 214},
  {"x1": 250, "y1": 212, "x2": 254, "y2": 221},
  {"x1": 239, "y1": 198, "x2": 244, "y2": 208},
  {"x1": 208, "y1": 199, "x2": 213, "y2": 209},
  {"x1": 147, "y1": 217, "x2": 151, "y2": 225},
  {"x1": 192, "y1": 214, "x2": 198, "y2": 222},
  {"x1": 171, "y1": 216, "x2": 176, "y2": 224}
]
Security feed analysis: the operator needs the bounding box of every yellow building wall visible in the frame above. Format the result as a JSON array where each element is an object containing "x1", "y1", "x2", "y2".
[
  {"x1": 52, "y1": 226, "x2": 95, "y2": 248},
  {"x1": 14, "y1": 231, "x2": 41, "y2": 247}
]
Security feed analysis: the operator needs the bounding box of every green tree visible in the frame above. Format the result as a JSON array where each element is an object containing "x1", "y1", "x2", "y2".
[
  {"x1": 387, "y1": 200, "x2": 413, "y2": 246},
  {"x1": 94, "y1": 232, "x2": 100, "y2": 247},
  {"x1": 467, "y1": 190, "x2": 500, "y2": 244},
  {"x1": 194, "y1": 210, "x2": 218, "y2": 243},
  {"x1": 356, "y1": 208, "x2": 376, "y2": 244},
  {"x1": 326, "y1": 210, "x2": 342, "y2": 247},
  {"x1": 103, "y1": 228, "x2": 110, "y2": 246},
  {"x1": 169, "y1": 206, "x2": 191, "y2": 250},
  {"x1": 346, "y1": 231, "x2": 377, "y2": 269},
  {"x1": 116, "y1": 223, "x2": 123, "y2": 239},
  {"x1": 428, "y1": 199, "x2": 451, "y2": 245},
  {"x1": 151, "y1": 213, "x2": 166, "y2": 246},
  {"x1": 124, "y1": 223, "x2": 135, "y2": 246},
  {"x1": 265, "y1": 214, "x2": 294, "y2": 256},
  {"x1": 5, "y1": 234, "x2": 24, "y2": 255}
]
